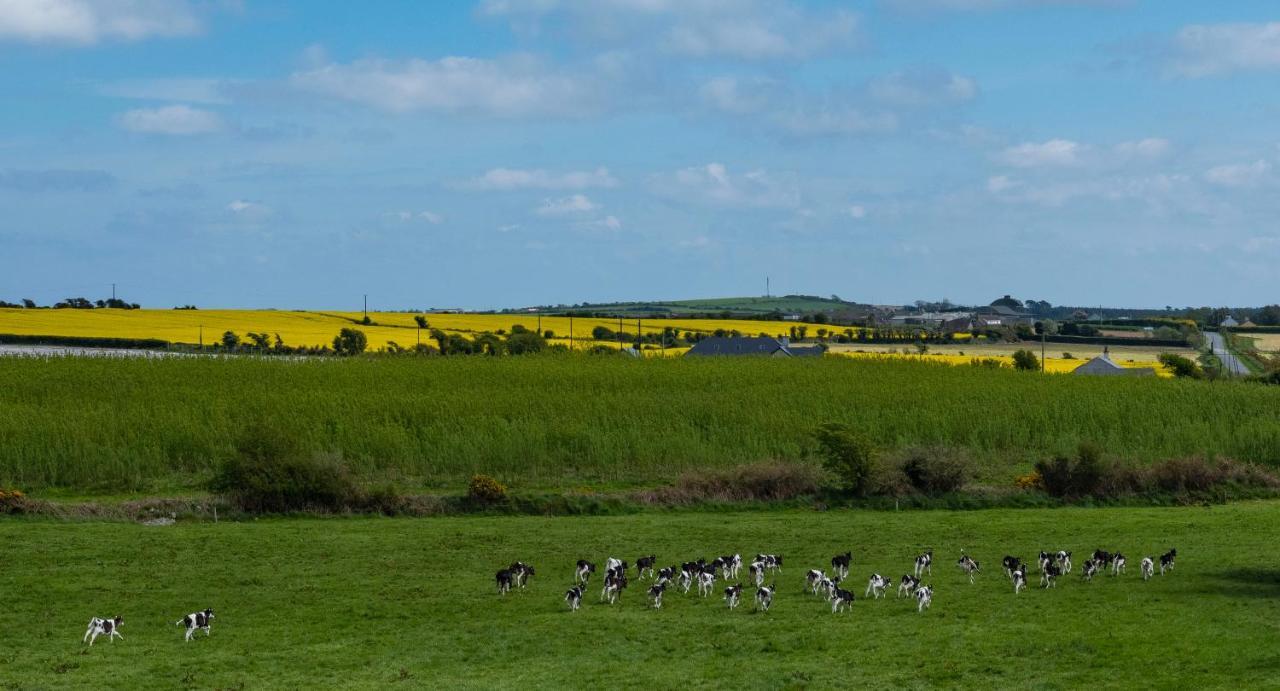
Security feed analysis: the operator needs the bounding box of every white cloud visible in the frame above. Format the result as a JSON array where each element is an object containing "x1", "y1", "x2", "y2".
[
  {"x1": 1114, "y1": 137, "x2": 1170, "y2": 159},
  {"x1": 996, "y1": 139, "x2": 1083, "y2": 167},
  {"x1": 0, "y1": 0, "x2": 202, "y2": 44},
  {"x1": 1204, "y1": 160, "x2": 1272, "y2": 188},
  {"x1": 536, "y1": 194, "x2": 599, "y2": 215},
  {"x1": 881, "y1": 0, "x2": 1124, "y2": 12},
  {"x1": 227, "y1": 199, "x2": 273, "y2": 223},
  {"x1": 290, "y1": 55, "x2": 599, "y2": 117},
  {"x1": 986, "y1": 175, "x2": 1016, "y2": 193},
  {"x1": 480, "y1": 0, "x2": 861, "y2": 61},
  {"x1": 847, "y1": 205, "x2": 867, "y2": 219},
  {"x1": 698, "y1": 76, "x2": 778, "y2": 114},
  {"x1": 116, "y1": 104, "x2": 224, "y2": 135},
  {"x1": 389, "y1": 210, "x2": 445, "y2": 224},
  {"x1": 1169, "y1": 22, "x2": 1280, "y2": 77},
  {"x1": 419, "y1": 211, "x2": 444, "y2": 224},
  {"x1": 466, "y1": 167, "x2": 618, "y2": 190},
  {"x1": 869, "y1": 68, "x2": 978, "y2": 107},
  {"x1": 654, "y1": 162, "x2": 799, "y2": 208},
  {"x1": 584, "y1": 214, "x2": 623, "y2": 231}
]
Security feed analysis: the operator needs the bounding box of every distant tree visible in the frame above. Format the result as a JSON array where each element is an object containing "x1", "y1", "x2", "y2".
[
  {"x1": 1012, "y1": 349, "x2": 1040, "y2": 371},
  {"x1": 592, "y1": 325, "x2": 615, "y2": 340},
  {"x1": 413, "y1": 315, "x2": 429, "y2": 329},
  {"x1": 797, "y1": 326, "x2": 808, "y2": 340},
  {"x1": 506, "y1": 330, "x2": 546, "y2": 355},
  {"x1": 273, "y1": 333, "x2": 285, "y2": 351},
  {"x1": 543, "y1": 330, "x2": 555, "y2": 339},
  {"x1": 813, "y1": 423, "x2": 875, "y2": 496},
  {"x1": 21, "y1": 299, "x2": 36, "y2": 308},
  {"x1": 246, "y1": 332, "x2": 271, "y2": 350},
  {"x1": 359, "y1": 315, "x2": 373, "y2": 326},
  {"x1": 991, "y1": 294, "x2": 1022, "y2": 309},
  {"x1": 221, "y1": 331, "x2": 240, "y2": 349},
  {"x1": 916, "y1": 342, "x2": 929, "y2": 355},
  {"x1": 1254, "y1": 304, "x2": 1280, "y2": 326},
  {"x1": 473, "y1": 333, "x2": 504, "y2": 356},
  {"x1": 1158, "y1": 353, "x2": 1203, "y2": 379},
  {"x1": 1072, "y1": 309, "x2": 1089, "y2": 321},
  {"x1": 332, "y1": 328, "x2": 368, "y2": 356}
]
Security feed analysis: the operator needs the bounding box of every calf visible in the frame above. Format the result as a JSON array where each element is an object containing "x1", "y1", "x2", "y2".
[
  {"x1": 1041, "y1": 563, "x2": 1061, "y2": 588},
  {"x1": 605, "y1": 558, "x2": 628, "y2": 577},
  {"x1": 806, "y1": 569, "x2": 824, "y2": 595},
  {"x1": 508, "y1": 562, "x2": 535, "y2": 589},
  {"x1": 1092, "y1": 550, "x2": 1113, "y2": 571},
  {"x1": 819, "y1": 576, "x2": 841, "y2": 600},
  {"x1": 755, "y1": 583, "x2": 776, "y2": 612},
  {"x1": 956, "y1": 554, "x2": 980, "y2": 584},
  {"x1": 176, "y1": 609, "x2": 215, "y2": 642},
  {"x1": 565, "y1": 585, "x2": 584, "y2": 611},
  {"x1": 914, "y1": 550, "x2": 934, "y2": 577},
  {"x1": 656, "y1": 566, "x2": 678, "y2": 585},
  {"x1": 755, "y1": 554, "x2": 783, "y2": 574},
  {"x1": 748, "y1": 560, "x2": 766, "y2": 588},
  {"x1": 724, "y1": 583, "x2": 744, "y2": 610},
  {"x1": 601, "y1": 570, "x2": 628, "y2": 604},
  {"x1": 718, "y1": 554, "x2": 742, "y2": 579},
  {"x1": 636, "y1": 555, "x2": 657, "y2": 581},
  {"x1": 83, "y1": 616, "x2": 123, "y2": 646},
  {"x1": 1140, "y1": 557, "x2": 1154, "y2": 581},
  {"x1": 1081, "y1": 559, "x2": 1099, "y2": 582},
  {"x1": 648, "y1": 582, "x2": 668, "y2": 609},
  {"x1": 697, "y1": 569, "x2": 716, "y2": 597},
  {"x1": 830, "y1": 588, "x2": 855, "y2": 614},
  {"x1": 1111, "y1": 553, "x2": 1127, "y2": 576},
  {"x1": 865, "y1": 573, "x2": 891, "y2": 599},
  {"x1": 575, "y1": 560, "x2": 597, "y2": 585},
  {"x1": 496, "y1": 569, "x2": 515, "y2": 595},
  {"x1": 1012, "y1": 566, "x2": 1027, "y2": 594},
  {"x1": 1056, "y1": 550, "x2": 1073, "y2": 574},
  {"x1": 831, "y1": 551, "x2": 852, "y2": 580},
  {"x1": 1003, "y1": 555, "x2": 1024, "y2": 580},
  {"x1": 1037, "y1": 551, "x2": 1053, "y2": 574},
  {"x1": 914, "y1": 585, "x2": 933, "y2": 613},
  {"x1": 898, "y1": 574, "x2": 920, "y2": 598},
  {"x1": 1159, "y1": 549, "x2": 1177, "y2": 575}
]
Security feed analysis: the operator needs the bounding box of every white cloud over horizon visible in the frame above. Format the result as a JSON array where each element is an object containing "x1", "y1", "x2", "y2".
[
  {"x1": 116, "y1": 104, "x2": 224, "y2": 135},
  {"x1": 465, "y1": 167, "x2": 619, "y2": 191},
  {"x1": 0, "y1": 0, "x2": 202, "y2": 44}
]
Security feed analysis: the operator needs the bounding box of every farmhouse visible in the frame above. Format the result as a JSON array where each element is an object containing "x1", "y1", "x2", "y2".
[
  {"x1": 1072, "y1": 347, "x2": 1156, "y2": 377},
  {"x1": 973, "y1": 305, "x2": 1034, "y2": 327},
  {"x1": 1220, "y1": 316, "x2": 1239, "y2": 327},
  {"x1": 888, "y1": 311, "x2": 973, "y2": 332},
  {"x1": 685, "y1": 336, "x2": 824, "y2": 357}
]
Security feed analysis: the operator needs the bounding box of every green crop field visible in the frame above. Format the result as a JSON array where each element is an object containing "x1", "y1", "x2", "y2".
[
  {"x1": 4, "y1": 501, "x2": 1278, "y2": 689},
  {"x1": 3, "y1": 355, "x2": 1280, "y2": 494}
]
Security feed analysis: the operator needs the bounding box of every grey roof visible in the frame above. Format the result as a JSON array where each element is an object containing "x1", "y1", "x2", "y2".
[
  {"x1": 1073, "y1": 351, "x2": 1156, "y2": 376},
  {"x1": 685, "y1": 336, "x2": 821, "y2": 357}
]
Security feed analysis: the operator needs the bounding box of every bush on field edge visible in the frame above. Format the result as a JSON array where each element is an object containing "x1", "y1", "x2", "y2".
[
  {"x1": 1033, "y1": 442, "x2": 1279, "y2": 500},
  {"x1": 634, "y1": 461, "x2": 824, "y2": 504}
]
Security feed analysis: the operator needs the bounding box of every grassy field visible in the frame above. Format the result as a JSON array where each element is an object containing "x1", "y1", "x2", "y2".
[
  {"x1": 1245, "y1": 333, "x2": 1280, "y2": 354},
  {"x1": 3, "y1": 355, "x2": 1279, "y2": 494},
  {"x1": 3, "y1": 501, "x2": 1277, "y2": 688},
  {"x1": 0, "y1": 308, "x2": 820, "y2": 351}
]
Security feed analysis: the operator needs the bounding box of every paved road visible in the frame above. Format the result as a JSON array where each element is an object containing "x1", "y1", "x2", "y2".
[{"x1": 1204, "y1": 331, "x2": 1250, "y2": 376}]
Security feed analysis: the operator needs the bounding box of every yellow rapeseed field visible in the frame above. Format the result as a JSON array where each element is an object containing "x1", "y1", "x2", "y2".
[{"x1": 832, "y1": 350, "x2": 1172, "y2": 376}]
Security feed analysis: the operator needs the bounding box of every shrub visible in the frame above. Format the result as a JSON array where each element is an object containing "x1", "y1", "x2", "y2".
[
  {"x1": 1158, "y1": 353, "x2": 1203, "y2": 379},
  {"x1": 0, "y1": 488, "x2": 30, "y2": 514},
  {"x1": 897, "y1": 446, "x2": 971, "y2": 495},
  {"x1": 1012, "y1": 349, "x2": 1040, "y2": 371},
  {"x1": 813, "y1": 422, "x2": 875, "y2": 495},
  {"x1": 638, "y1": 461, "x2": 824, "y2": 504},
  {"x1": 333, "y1": 328, "x2": 368, "y2": 356},
  {"x1": 1034, "y1": 442, "x2": 1107, "y2": 498},
  {"x1": 1014, "y1": 471, "x2": 1044, "y2": 490},
  {"x1": 467, "y1": 474, "x2": 508, "y2": 503},
  {"x1": 209, "y1": 422, "x2": 363, "y2": 513}
]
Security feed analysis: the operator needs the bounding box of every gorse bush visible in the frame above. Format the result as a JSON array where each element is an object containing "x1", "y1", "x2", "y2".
[
  {"x1": 813, "y1": 422, "x2": 875, "y2": 495},
  {"x1": 467, "y1": 474, "x2": 508, "y2": 503}
]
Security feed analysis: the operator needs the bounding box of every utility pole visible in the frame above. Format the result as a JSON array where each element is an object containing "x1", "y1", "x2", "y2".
[
  {"x1": 1041, "y1": 328, "x2": 1046, "y2": 372},
  {"x1": 766, "y1": 276, "x2": 770, "y2": 298},
  {"x1": 618, "y1": 316, "x2": 623, "y2": 350},
  {"x1": 111, "y1": 283, "x2": 116, "y2": 301},
  {"x1": 569, "y1": 315, "x2": 574, "y2": 350},
  {"x1": 363, "y1": 294, "x2": 368, "y2": 320},
  {"x1": 537, "y1": 313, "x2": 542, "y2": 334}
]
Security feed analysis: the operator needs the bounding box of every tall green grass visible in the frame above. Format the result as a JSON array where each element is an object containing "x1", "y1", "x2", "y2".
[{"x1": 2, "y1": 354, "x2": 1278, "y2": 492}]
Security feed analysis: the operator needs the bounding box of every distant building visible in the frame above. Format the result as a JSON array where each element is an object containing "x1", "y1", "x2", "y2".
[
  {"x1": 1220, "y1": 316, "x2": 1239, "y2": 328},
  {"x1": 1073, "y1": 347, "x2": 1156, "y2": 376},
  {"x1": 685, "y1": 336, "x2": 825, "y2": 357},
  {"x1": 888, "y1": 311, "x2": 974, "y2": 331},
  {"x1": 974, "y1": 305, "x2": 1034, "y2": 327},
  {"x1": 1241, "y1": 320, "x2": 1257, "y2": 328}
]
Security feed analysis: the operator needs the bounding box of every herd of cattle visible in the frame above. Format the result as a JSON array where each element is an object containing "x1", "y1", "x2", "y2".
[{"x1": 495, "y1": 547, "x2": 1179, "y2": 614}]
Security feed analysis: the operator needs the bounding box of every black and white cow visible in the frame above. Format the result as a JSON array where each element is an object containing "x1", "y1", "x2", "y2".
[
  {"x1": 898, "y1": 574, "x2": 920, "y2": 598},
  {"x1": 636, "y1": 555, "x2": 657, "y2": 581},
  {"x1": 1111, "y1": 553, "x2": 1127, "y2": 576},
  {"x1": 865, "y1": 573, "x2": 891, "y2": 599},
  {"x1": 1012, "y1": 566, "x2": 1027, "y2": 594},
  {"x1": 1159, "y1": 548, "x2": 1177, "y2": 575},
  {"x1": 176, "y1": 609, "x2": 214, "y2": 642},
  {"x1": 697, "y1": 568, "x2": 716, "y2": 597},
  {"x1": 605, "y1": 558, "x2": 628, "y2": 577},
  {"x1": 83, "y1": 616, "x2": 123, "y2": 646},
  {"x1": 956, "y1": 554, "x2": 980, "y2": 584},
  {"x1": 830, "y1": 588, "x2": 855, "y2": 614},
  {"x1": 565, "y1": 585, "x2": 585, "y2": 611},
  {"x1": 748, "y1": 560, "x2": 766, "y2": 588},
  {"x1": 496, "y1": 569, "x2": 515, "y2": 595},
  {"x1": 648, "y1": 581, "x2": 668, "y2": 609},
  {"x1": 755, "y1": 583, "x2": 776, "y2": 612},
  {"x1": 806, "y1": 569, "x2": 827, "y2": 595},
  {"x1": 1056, "y1": 550, "x2": 1073, "y2": 574},
  {"x1": 509, "y1": 562, "x2": 536, "y2": 589},
  {"x1": 1037, "y1": 551, "x2": 1053, "y2": 574},
  {"x1": 1140, "y1": 557, "x2": 1154, "y2": 581},
  {"x1": 724, "y1": 583, "x2": 744, "y2": 610},
  {"x1": 914, "y1": 550, "x2": 934, "y2": 577},
  {"x1": 819, "y1": 575, "x2": 841, "y2": 600},
  {"x1": 1081, "y1": 559, "x2": 1099, "y2": 581},
  {"x1": 656, "y1": 565, "x2": 678, "y2": 586},
  {"x1": 601, "y1": 569, "x2": 628, "y2": 604},
  {"x1": 914, "y1": 585, "x2": 933, "y2": 612},
  {"x1": 1041, "y1": 563, "x2": 1061, "y2": 588},
  {"x1": 755, "y1": 554, "x2": 783, "y2": 574},
  {"x1": 1091, "y1": 550, "x2": 1114, "y2": 571},
  {"x1": 575, "y1": 560, "x2": 597, "y2": 585},
  {"x1": 717, "y1": 554, "x2": 742, "y2": 580},
  {"x1": 1003, "y1": 555, "x2": 1024, "y2": 579},
  {"x1": 831, "y1": 551, "x2": 852, "y2": 580}
]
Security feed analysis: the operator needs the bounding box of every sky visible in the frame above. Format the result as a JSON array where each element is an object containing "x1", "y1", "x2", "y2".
[{"x1": 1, "y1": 0, "x2": 1278, "y2": 310}]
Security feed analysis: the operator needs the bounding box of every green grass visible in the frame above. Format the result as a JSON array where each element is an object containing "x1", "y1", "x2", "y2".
[
  {"x1": 2, "y1": 355, "x2": 1280, "y2": 494},
  {"x1": 4, "y1": 501, "x2": 1279, "y2": 688}
]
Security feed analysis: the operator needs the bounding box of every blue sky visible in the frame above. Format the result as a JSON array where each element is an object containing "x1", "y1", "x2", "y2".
[{"x1": 1, "y1": 0, "x2": 1278, "y2": 310}]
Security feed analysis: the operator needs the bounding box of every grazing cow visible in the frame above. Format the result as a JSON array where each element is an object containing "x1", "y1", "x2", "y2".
[
  {"x1": 648, "y1": 582, "x2": 668, "y2": 609},
  {"x1": 713, "y1": 554, "x2": 741, "y2": 579},
  {"x1": 748, "y1": 560, "x2": 766, "y2": 588},
  {"x1": 496, "y1": 569, "x2": 515, "y2": 595},
  {"x1": 636, "y1": 555, "x2": 657, "y2": 581},
  {"x1": 755, "y1": 583, "x2": 776, "y2": 612},
  {"x1": 605, "y1": 558, "x2": 628, "y2": 577},
  {"x1": 1012, "y1": 566, "x2": 1027, "y2": 594},
  {"x1": 1037, "y1": 551, "x2": 1053, "y2": 574},
  {"x1": 831, "y1": 552, "x2": 852, "y2": 580},
  {"x1": 575, "y1": 560, "x2": 597, "y2": 585},
  {"x1": 509, "y1": 562, "x2": 536, "y2": 589},
  {"x1": 1111, "y1": 553, "x2": 1127, "y2": 576},
  {"x1": 697, "y1": 569, "x2": 716, "y2": 597},
  {"x1": 1140, "y1": 557, "x2": 1154, "y2": 581},
  {"x1": 1159, "y1": 549, "x2": 1177, "y2": 575},
  {"x1": 601, "y1": 570, "x2": 628, "y2": 604},
  {"x1": 755, "y1": 554, "x2": 783, "y2": 574},
  {"x1": 656, "y1": 566, "x2": 677, "y2": 585},
  {"x1": 1081, "y1": 559, "x2": 1098, "y2": 581},
  {"x1": 724, "y1": 584, "x2": 744, "y2": 610},
  {"x1": 914, "y1": 585, "x2": 933, "y2": 613},
  {"x1": 898, "y1": 574, "x2": 920, "y2": 598},
  {"x1": 1056, "y1": 550, "x2": 1073, "y2": 574},
  {"x1": 1041, "y1": 563, "x2": 1061, "y2": 588},
  {"x1": 565, "y1": 585, "x2": 585, "y2": 611},
  {"x1": 914, "y1": 550, "x2": 934, "y2": 577},
  {"x1": 1003, "y1": 556, "x2": 1024, "y2": 579},
  {"x1": 956, "y1": 554, "x2": 980, "y2": 584},
  {"x1": 176, "y1": 609, "x2": 215, "y2": 642},
  {"x1": 1092, "y1": 550, "x2": 1113, "y2": 571},
  {"x1": 865, "y1": 573, "x2": 891, "y2": 599},
  {"x1": 806, "y1": 569, "x2": 826, "y2": 595},
  {"x1": 830, "y1": 588, "x2": 855, "y2": 614},
  {"x1": 83, "y1": 616, "x2": 123, "y2": 646},
  {"x1": 819, "y1": 576, "x2": 841, "y2": 600},
  {"x1": 678, "y1": 567, "x2": 695, "y2": 594}
]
